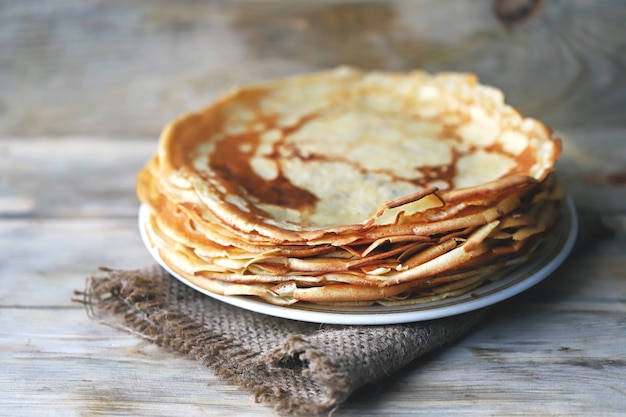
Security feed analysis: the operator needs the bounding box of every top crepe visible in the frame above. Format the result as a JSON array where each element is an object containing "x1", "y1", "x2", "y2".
[{"x1": 154, "y1": 68, "x2": 560, "y2": 243}]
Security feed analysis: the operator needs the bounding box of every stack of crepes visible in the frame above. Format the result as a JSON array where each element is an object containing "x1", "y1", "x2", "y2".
[{"x1": 137, "y1": 68, "x2": 563, "y2": 307}]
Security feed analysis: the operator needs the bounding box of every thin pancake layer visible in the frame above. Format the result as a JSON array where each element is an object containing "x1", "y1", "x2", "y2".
[{"x1": 154, "y1": 68, "x2": 561, "y2": 242}]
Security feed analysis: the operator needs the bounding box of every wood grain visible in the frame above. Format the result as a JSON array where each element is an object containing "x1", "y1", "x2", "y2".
[
  {"x1": 1, "y1": 309, "x2": 275, "y2": 417},
  {"x1": 1, "y1": 129, "x2": 624, "y2": 220},
  {"x1": 0, "y1": 138, "x2": 153, "y2": 218},
  {"x1": 0, "y1": 0, "x2": 624, "y2": 137}
]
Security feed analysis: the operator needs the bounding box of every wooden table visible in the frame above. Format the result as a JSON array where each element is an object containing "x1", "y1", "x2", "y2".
[{"x1": 2, "y1": 1, "x2": 625, "y2": 415}]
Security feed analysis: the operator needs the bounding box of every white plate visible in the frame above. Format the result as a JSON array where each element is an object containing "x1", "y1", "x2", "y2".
[{"x1": 139, "y1": 197, "x2": 578, "y2": 325}]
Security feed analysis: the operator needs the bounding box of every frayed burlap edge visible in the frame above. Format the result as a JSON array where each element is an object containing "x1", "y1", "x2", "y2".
[{"x1": 76, "y1": 266, "x2": 484, "y2": 416}]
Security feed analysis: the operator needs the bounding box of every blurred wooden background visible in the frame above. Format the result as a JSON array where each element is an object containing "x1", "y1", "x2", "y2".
[{"x1": 1, "y1": 0, "x2": 624, "y2": 138}]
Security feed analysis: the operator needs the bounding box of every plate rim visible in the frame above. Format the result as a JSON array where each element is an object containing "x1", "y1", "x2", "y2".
[{"x1": 138, "y1": 197, "x2": 578, "y2": 325}]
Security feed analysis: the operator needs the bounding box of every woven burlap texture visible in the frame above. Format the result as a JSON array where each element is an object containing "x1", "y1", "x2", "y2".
[{"x1": 82, "y1": 266, "x2": 483, "y2": 415}]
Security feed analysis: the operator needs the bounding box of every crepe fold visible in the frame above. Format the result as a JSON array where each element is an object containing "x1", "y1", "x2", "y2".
[{"x1": 137, "y1": 67, "x2": 563, "y2": 306}]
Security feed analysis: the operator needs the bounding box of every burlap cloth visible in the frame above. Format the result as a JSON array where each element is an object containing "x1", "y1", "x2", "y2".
[{"x1": 77, "y1": 207, "x2": 608, "y2": 416}]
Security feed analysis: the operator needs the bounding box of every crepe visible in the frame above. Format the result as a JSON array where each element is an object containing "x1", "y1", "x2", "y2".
[{"x1": 137, "y1": 68, "x2": 563, "y2": 306}]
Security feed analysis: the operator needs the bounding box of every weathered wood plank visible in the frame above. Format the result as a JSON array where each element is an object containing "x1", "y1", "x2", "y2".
[
  {"x1": 557, "y1": 128, "x2": 626, "y2": 213},
  {"x1": 0, "y1": 218, "x2": 153, "y2": 307},
  {"x1": 0, "y1": 138, "x2": 154, "y2": 218},
  {"x1": 1, "y1": 300, "x2": 624, "y2": 416},
  {"x1": 2, "y1": 218, "x2": 624, "y2": 309},
  {"x1": 1, "y1": 212, "x2": 624, "y2": 307},
  {"x1": 1, "y1": 0, "x2": 624, "y2": 137},
  {"x1": 1, "y1": 128, "x2": 624, "y2": 221},
  {"x1": 0, "y1": 308, "x2": 276, "y2": 417},
  {"x1": 345, "y1": 305, "x2": 626, "y2": 415}
]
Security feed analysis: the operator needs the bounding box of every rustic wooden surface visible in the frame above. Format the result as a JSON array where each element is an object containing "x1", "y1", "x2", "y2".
[{"x1": 1, "y1": 1, "x2": 625, "y2": 416}]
